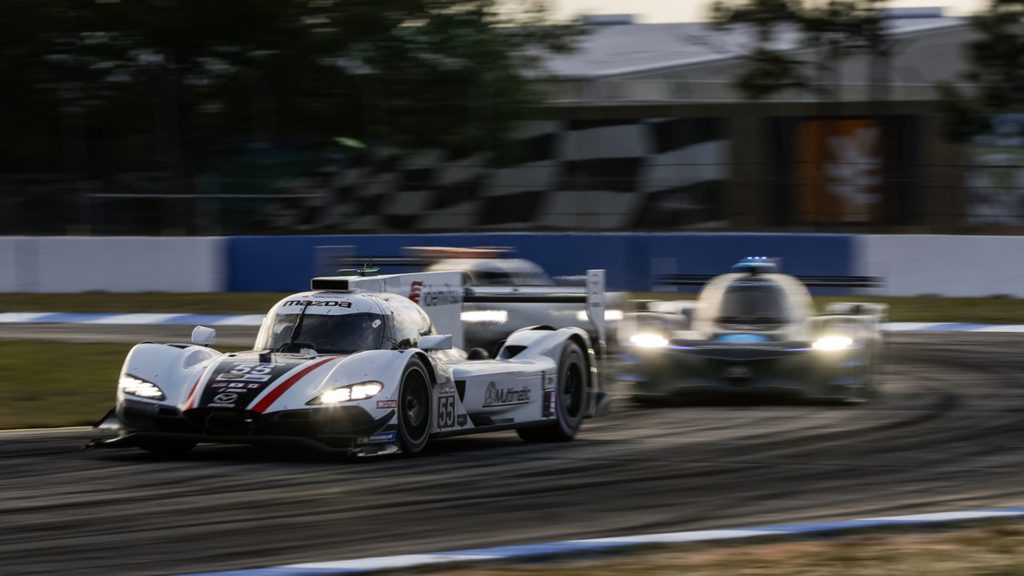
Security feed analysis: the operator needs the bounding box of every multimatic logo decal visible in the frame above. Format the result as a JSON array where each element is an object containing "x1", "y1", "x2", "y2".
[
  {"x1": 482, "y1": 382, "x2": 531, "y2": 407},
  {"x1": 282, "y1": 300, "x2": 353, "y2": 308}
]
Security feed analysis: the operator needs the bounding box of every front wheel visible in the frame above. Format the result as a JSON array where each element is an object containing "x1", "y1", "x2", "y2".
[
  {"x1": 844, "y1": 355, "x2": 879, "y2": 404},
  {"x1": 518, "y1": 341, "x2": 587, "y2": 443},
  {"x1": 396, "y1": 357, "x2": 432, "y2": 455}
]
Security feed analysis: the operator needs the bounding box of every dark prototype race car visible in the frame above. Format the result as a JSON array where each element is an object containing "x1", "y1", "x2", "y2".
[{"x1": 619, "y1": 258, "x2": 885, "y2": 404}]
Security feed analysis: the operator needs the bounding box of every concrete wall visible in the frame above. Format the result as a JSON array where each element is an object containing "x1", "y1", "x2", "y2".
[
  {"x1": 857, "y1": 235, "x2": 1024, "y2": 297},
  {"x1": 3, "y1": 234, "x2": 1024, "y2": 297},
  {"x1": 0, "y1": 237, "x2": 227, "y2": 293}
]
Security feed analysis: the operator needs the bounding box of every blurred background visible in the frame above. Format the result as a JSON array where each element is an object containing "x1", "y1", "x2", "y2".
[
  {"x1": 3, "y1": 0, "x2": 1022, "y2": 236},
  {"x1": 8, "y1": 4, "x2": 1024, "y2": 576}
]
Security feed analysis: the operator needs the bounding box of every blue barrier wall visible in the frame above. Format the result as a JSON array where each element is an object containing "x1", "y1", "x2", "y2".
[{"x1": 228, "y1": 233, "x2": 855, "y2": 292}]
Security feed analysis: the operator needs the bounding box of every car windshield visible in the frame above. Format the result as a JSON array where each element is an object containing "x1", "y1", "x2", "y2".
[
  {"x1": 716, "y1": 282, "x2": 790, "y2": 325},
  {"x1": 265, "y1": 313, "x2": 386, "y2": 354}
]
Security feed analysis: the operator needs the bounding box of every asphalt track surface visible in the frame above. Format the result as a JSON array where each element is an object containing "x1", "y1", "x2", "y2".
[{"x1": 2, "y1": 332, "x2": 1024, "y2": 575}]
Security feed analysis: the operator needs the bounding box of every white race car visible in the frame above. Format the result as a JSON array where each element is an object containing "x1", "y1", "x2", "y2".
[
  {"x1": 91, "y1": 269, "x2": 608, "y2": 456},
  {"x1": 336, "y1": 246, "x2": 625, "y2": 354}
]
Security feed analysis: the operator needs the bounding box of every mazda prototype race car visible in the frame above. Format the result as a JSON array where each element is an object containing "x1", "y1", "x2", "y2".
[
  {"x1": 619, "y1": 258, "x2": 885, "y2": 404},
  {"x1": 91, "y1": 269, "x2": 609, "y2": 456}
]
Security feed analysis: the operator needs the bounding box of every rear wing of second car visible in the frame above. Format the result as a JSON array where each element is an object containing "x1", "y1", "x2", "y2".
[
  {"x1": 464, "y1": 269, "x2": 608, "y2": 352},
  {"x1": 658, "y1": 274, "x2": 881, "y2": 289},
  {"x1": 309, "y1": 269, "x2": 608, "y2": 352}
]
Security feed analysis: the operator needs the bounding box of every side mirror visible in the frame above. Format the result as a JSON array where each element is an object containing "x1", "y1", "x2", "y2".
[
  {"x1": 192, "y1": 325, "x2": 217, "y2": 346},
  {"x1": 419, "y1": 334, "x2": 453, "y2": 351}
]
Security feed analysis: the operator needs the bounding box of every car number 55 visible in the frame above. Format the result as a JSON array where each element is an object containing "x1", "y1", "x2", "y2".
[{"x1": 437, "y1": 395, "x2": 456, "y2": 429}]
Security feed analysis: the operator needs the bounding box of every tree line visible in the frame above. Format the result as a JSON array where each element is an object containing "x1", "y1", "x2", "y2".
[
  {"x1": 2, "y1": 0, "x2": 1021, "y2": 181},
  {"x1": 712, "y1": 0, "x2": 1024, "y2": 139},
  {"x1": 0, "y1": 0, "x2": 578, "y2": 176}
]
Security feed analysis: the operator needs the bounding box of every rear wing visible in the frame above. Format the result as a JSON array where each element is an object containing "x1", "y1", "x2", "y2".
[
  {"x1": 658, "y1": 274, "x2": 881, "y2": 289},
  {"x1": 464, "y1": 269, "x2": 607, "y2": 351},
  {"x1": 309, "y1": 269, "x2": 608, "y2": 351},
  {"x1": 824, "y1": 302, "x2": 889, "y2": 321}
]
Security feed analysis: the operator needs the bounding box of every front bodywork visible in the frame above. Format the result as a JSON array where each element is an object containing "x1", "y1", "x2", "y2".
[
  {"x1": 618, "y1": 270, "x2": 884, "y2": 402},
  {"x1": 93, "y1": 329, "x2": 601, "y2": 455},
  {"x1": 95, "y1": 346, "x2": 424, "y2": 454},
  {"x1": 621, "y1": 336, "x2": 876, "y2": 401}
]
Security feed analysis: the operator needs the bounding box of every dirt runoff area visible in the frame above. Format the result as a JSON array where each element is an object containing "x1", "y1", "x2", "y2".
[{"x1": 418, "y1": 523, "x2": 1024, "y2": 576}]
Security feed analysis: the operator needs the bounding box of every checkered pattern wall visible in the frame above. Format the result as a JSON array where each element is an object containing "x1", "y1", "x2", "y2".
[{"x1": 265, "y1": 117, "x2": 730, "y2": 231}]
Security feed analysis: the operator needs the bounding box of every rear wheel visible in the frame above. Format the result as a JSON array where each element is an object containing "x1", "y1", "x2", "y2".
[
  {"x1": 518, "y1": 341, "x2": 587, "y2": 442},
  {"x1": 137, "y1": 437, "x2": 196, "y2": 456},
  {"x1": 397, "y1": 357, "x2": 431, "y2": 455}
]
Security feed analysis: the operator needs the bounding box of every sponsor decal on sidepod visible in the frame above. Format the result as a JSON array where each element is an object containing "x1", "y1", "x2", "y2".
[{"x1": 483, "y1": 382, "x2": 531, "y2": 407}]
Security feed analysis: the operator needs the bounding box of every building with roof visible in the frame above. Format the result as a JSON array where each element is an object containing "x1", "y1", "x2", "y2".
[
  {"x1": 269, "y1": 9, "x2": 1011, "y2": 234},
  {"x1": 535, "y1": 10, "x2": 972, "y2": 104}
]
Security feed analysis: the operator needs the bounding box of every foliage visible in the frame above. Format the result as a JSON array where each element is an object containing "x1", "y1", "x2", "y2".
[
  {"x1": 941, "y1": 0, "x2": 1024, "y2": 140},
  {"x1": 709, "y1": 0, "x2": 890, "y2": 101},
  {"x1": 0, "y1": 0, "x2": 579, "y2": 174}
]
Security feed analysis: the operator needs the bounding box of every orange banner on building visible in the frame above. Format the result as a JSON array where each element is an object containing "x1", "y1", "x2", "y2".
[{"x1": 797, "y1": 119, "x2": 884, "y2": 223}]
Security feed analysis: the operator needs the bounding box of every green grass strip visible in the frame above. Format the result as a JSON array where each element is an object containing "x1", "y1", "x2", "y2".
[{"x1": 0, "y1": 342, "x2": 125, "y2": 428}]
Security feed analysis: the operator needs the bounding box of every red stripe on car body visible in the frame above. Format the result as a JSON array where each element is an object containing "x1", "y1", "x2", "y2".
[
  {"x1": 250, "y1": 357, "x2": 337, "y2": 414},
  {"x1": 182, "y1": 375, "x2": 203, "y2": 411}
]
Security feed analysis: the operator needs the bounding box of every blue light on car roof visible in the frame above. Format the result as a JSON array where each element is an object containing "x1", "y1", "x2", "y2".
[{"x1": 732, "y1": 257, "x2": 779, "y2": 274}]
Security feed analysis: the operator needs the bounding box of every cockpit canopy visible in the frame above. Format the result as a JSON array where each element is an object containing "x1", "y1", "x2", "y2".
[
  {"x1": 265, "y1": 312, "x2": 386, "y2": 354},
  {"x1": 717, "y1": 279, "x2": 791, "y2": 325},
  {"x1": 692, "y1": 272, "x2": 813, "y2": 336},
  {"x1": 254, "y1": 292, "x2": 433, "y2": 354}
]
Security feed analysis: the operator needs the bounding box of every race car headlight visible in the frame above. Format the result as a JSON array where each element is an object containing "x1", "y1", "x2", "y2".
[
  {"x1": 118, "y1": 375, "x2": 165, "y2": 401},
  {"x1": 311, "y1": 381, "x2": 384, "y2": 405},
  {"x1": 461, "y1": 310, "x2": 508, "y2": 324},
  {"x1": 630, "y1": 332, "x2": 669, "y2": 348},
  {"x1": 576, "y1": 309, "x2": 624, "y2": 322},
  {"x1": 812, "y1": 335, "x2": 854, "y2": 352}
]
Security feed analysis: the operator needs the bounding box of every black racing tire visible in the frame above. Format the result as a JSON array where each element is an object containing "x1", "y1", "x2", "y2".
[
  {"x1": 396, "y1": 357, "x2": 432, "y2": 456},
  {"x1": 517, "y1": 341, "x2": 587, "y2": 443},
  {"x1": 136, "y1": 437, "x2": 197, "y2": 456},
  {"x1": 854, "y1": 354, "x2": 881, "y2": 403}
]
